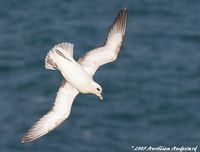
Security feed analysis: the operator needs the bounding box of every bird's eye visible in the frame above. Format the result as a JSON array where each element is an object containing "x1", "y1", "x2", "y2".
[{"x1": 97, "y1": 88, "x2": 100, "y2": 91}]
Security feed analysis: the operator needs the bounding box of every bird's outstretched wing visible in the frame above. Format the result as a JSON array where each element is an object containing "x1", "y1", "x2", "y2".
[
  {"x1": 21, "y1": 80, "x2": 79, "y2": 143},
  {"x1": 78, "y1": 8, "x2": 127, "y2": 76}
]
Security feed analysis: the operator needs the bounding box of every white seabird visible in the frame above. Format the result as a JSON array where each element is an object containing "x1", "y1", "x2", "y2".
[{"x1": 21, "y1": 8, "x2": 127, "y2": 143}]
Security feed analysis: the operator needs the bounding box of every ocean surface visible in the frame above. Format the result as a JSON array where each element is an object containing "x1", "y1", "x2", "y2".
[{"x1": 0, "y1": 0, "x2": 200, "y2": 151}]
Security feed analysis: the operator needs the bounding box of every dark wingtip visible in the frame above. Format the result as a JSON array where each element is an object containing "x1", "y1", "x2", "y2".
[
  {"x1": 118, "y1": 7, "x2": 128, "y2": 34},
  {"x1": 122, "y1": 7, "x2": 127, "y2": 11},
  {"x1": 105, "y1": 7, "x2": 128, "y2": 44},
  {"x1": 120, "y1": 7, "x2": 127, "y2": 13}
]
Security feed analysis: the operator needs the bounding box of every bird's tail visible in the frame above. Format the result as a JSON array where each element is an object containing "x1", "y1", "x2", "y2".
[
  {"x1": 45, "y1": 52, "x2": 58, "y2": 70},
  {"x1": 45, "y1": 42, "x2": 74, "y2": 70}
]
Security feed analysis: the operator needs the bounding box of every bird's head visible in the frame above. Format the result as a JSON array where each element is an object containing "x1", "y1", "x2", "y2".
[{"x1": 91, "y1": 81, "x2": 103, "y2": 100}]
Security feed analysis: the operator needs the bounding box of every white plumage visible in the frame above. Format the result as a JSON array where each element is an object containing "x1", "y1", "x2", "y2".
[{"x1": 21, "y1": 8, "x2": 127, "y2": 143}]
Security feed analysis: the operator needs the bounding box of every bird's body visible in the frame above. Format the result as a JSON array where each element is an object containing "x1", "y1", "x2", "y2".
[
  {"x1": 21, "y1": 8, "x2": 127, "y2": 143},
  {"x1": 49, "y1": 47, "x2": 92, "y2": 93}
]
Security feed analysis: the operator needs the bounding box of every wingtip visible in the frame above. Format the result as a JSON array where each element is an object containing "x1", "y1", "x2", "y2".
[
  {"x1": 119, "y1": 7, "x2": 128, "y2": 18},
  {"x1": 121, "y1": 7, "x2": 127, "y2": 12},
  {"x1": 20, "y1": 134, "x2": 40, "y2": 144},
  {"x1": 21, "y1": 135, "x2": 30, "y2": 144},
  {"x1": 21, "y1": 137, "x2": 27, "y2": 144}
]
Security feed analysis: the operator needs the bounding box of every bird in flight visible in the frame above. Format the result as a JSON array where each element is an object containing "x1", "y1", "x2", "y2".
[{"x1": 21, "y1": 8, "x2": 127, "y2": 143}]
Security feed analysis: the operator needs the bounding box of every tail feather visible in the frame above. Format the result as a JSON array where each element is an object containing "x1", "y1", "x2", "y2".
[
  {"x1": 45, "y1": 54, "x2": 58, "y2": 70},
  {"x1": 45, "y1": 42, "x2": 74, "y2": 70}
]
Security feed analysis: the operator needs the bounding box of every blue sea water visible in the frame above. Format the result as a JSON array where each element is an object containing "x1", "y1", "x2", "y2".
[{"x1": 0, "y1": 0, "x2": 200, "y2": 151}]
